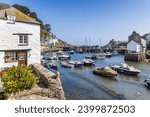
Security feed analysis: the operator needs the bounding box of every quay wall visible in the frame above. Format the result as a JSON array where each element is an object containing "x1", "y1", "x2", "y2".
[
  {"x1": 32, "y1": 63, "x2": 65, "y2": 100},
  {"x1": 124, "y1": 52, "x2": 146, "y2": 62}
]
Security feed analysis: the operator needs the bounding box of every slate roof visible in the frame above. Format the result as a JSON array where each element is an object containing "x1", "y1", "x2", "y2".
[{"x1": 0, "y1": 7, "x2": 40, "y2": 24}]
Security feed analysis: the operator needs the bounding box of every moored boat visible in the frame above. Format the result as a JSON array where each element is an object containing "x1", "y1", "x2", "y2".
[
  {"x1": 61, "y1": 61, "x2": 74, "y2": 68},
  {"x1": 47, "y1": 55, "x2": 57, "y2": 60},
  {"x1": 68, "y1": 60, "x2": 83, "y2": 67},
  {"x1": 93, "y1": 66, "x2": 117, "y2": 77},
  {"x1": 95, "y1": 53, "x2": 106, "y2": 59},
  {"x1": 112, "y1": 50, "x2": 118, "y2": 56},
  {"x1": 58, "y1": 54, "x2": 71, "y2": 60},
  {"x1": 56, "y1": 50, "x2": 63, "y2": 56},
  {"x1": 85, "y1": 55, "x2": 96, "y2": 59},
  {"x1": 49, "y1": 62, "x2": 58, "y2": 69},
  {"x1": 68, "y1": 50, "x2": 74, "y2": 54},
  {"x1": 82, "y1": 59, "x2": 95, "y2": 66},
  {"x1": 111, "y1": 63, "x2": 141, "y2": 76},
  {"x1": 105, "y1": 52, "x2": 112, "y2": 58}
]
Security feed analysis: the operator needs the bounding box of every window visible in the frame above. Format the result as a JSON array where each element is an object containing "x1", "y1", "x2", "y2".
[
  {"x1": 19, "y1": 35, "x2": 28, "y2": 45},
  {"x1": 18, "y1": 52, "x2": 26, "y2": 60},
  {"x1": 5, "y1": 52, "x2": 18, "y2": 63},
  {"x1": 7, "y1": 15, "x2": 15, "y2": 23}
]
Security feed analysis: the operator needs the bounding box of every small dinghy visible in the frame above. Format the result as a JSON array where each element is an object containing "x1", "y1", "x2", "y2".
[
  {"x1": 111, "y1": 63, "x2": 141, "y2": 76},
  {"x1": 93, "y1": 66, "x2": 117, "y2": 77},
  {"x1": 61, "y1": 61, "x2": 74, "y2": 68},
  {"x1": 82, "y1": 59, "x2": 95, "y2": 66}
]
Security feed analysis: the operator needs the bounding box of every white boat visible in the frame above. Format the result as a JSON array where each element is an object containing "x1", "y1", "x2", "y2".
[
  {"x1": 68, "y1": 60, "x2": 83, "y2": 67},
  {"x1": 58, "y1": 54, "x2": 71, "y2": 60},
  {"x1": 82, "y1": 59, "x2": 95, "y2": 66},
  {"x1": 61, "y1": 61, "x2": 74, "y2": 68},
  {"x1": 47, "y1": 55, "x2": 57, "y2": 60},
  {"x1": 111, "y1": 63, "x2": 141, "y2": 76},
  {"x1": 68, "y1": 50, "x2": 74, "y2": 54},
  {"x1": 96, "y1": 53, "x2": 106, "y2": 59},
  {"x1": 105, "y1": 52, "x2": 112, "y2": 57},
  {"x1": 56, "y1": 51, "x2": 63, "y2": 56}
]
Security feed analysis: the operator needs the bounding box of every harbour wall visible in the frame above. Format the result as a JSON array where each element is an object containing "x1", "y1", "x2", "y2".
[
  {"x1": 124, "y1": 52, "x2": 148, "y2": 62},
  {"x1": 32, "y1": 63, "x2": 65, "y2": 100}
]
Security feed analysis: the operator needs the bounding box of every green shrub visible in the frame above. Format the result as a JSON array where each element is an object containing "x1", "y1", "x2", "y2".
[{"x1": 2, "y1": 65, "x2": 37, "y2": 96}]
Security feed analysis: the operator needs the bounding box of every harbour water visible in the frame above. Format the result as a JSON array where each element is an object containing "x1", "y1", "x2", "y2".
[{"x1": 44, "y1": 52, "x2": 150, "y2": 100}]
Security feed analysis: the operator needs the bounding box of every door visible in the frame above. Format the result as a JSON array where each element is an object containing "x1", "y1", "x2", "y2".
[{"x1": 18, "y1": 51, "x2": 27, "y2": 66}]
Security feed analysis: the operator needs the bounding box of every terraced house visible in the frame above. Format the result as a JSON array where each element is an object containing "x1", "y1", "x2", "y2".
[{"x1": 0, "y1": 7, "x2": 41, "y2": 70}]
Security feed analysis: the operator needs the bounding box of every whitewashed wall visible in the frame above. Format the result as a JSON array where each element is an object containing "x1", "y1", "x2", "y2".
[
  {"x1": 127, "y1": 40, "x2": 141, "y2": 52},
  {"x1": 0, "y1": 19, "x2": 41, "y2": 68}
]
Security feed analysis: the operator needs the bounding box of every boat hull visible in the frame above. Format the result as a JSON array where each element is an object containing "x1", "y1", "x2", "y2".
[
  {"x1": 112, "y1": 67, "x2": 140, "y2": 76},
  {"x1": 93, "y1": 67, "x2": 117, "y2": 77}
]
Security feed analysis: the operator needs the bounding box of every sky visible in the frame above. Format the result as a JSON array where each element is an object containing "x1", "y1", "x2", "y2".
[{"x1": 1, "y1": 0, "x2": 150, "y2": 45}]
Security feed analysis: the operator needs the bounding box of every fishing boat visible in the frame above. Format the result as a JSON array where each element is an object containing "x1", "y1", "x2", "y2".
[
  {"x1": 61, "y1": 61, "x2": 74, "y2": 68},
  {"x1": 68, "y1": 60, "x2": 83, "y2": 67},
  {"x1": 93, "y1": 66, "x2": 117, "y2": 77},
  {"x1": 68, "y1": 50, "x2": 74, "y2": 54},
  {"x1": 144, "y1": 78, "x2": 150, "y2": 88},
  {"x1": 58, "y1": 54, "x2": 71, "y2": 60},
  {"x1": 95, "y1": 53, "x2": 106, "y2": 59},
  {"x1": 82, "y1": 59, "x2": 95, "y2": 66},
  {"x1": 105, "y1": 52, "x2": 112, "y2": 58},
  {"x1": 111, "y1": 63, "x2": 141, "y2": 76}
]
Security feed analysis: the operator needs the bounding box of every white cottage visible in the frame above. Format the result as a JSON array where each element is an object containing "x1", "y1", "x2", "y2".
[
  {"x1": 0, "y1": 7, "x2": 41, "y2": 69},
  {"x1": 127, "y1": 31, "x2": 147, "y2": 52},
  {"x1": 49, "y1": 39, "x2": 58, "y2": 46}
]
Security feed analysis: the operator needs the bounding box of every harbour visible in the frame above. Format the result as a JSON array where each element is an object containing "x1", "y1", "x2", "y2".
[{"x1": 43, "y1": 52, "x2": 150, "y2": 100}]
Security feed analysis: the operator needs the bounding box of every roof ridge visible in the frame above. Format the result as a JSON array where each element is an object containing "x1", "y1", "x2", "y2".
[{"x1": 0, "y1": 7, "x2": 40, "y2": 24}]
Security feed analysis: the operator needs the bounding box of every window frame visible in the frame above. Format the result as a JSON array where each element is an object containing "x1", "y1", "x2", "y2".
[
  {"x1": 18, "y1": 35, "x2": 28, "y2": 46},
  {"x1": 4, "y1": 51, "x2": 18, "y2": 63},
  {"x1": 7, "y1": 15, "x2": 16, "y2": 24}
]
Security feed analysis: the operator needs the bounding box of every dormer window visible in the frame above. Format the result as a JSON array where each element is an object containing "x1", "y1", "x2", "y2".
[
  {"x1": 18, "y1": 35, "x2": 28, "y2": 46},
  {"x1": 7, "y1": 15, "x2": 16, "y2": 23}
]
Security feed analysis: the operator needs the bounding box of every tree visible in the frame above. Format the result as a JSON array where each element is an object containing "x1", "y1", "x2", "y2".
[
  {"x1": 30, "y1": 12, "x2": 37, "y2": 19},
  {"x1": 45, "y1": 24, "x2": 51, "y2": 32},
  {"x1": 13, "y1": 4, "x2": 30, "y2": 15}
]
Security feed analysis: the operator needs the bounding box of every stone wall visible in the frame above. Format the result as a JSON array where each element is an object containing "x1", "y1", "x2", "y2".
[
  {"x1": 124, "y1": 52, "x2": 146, "y2": 62},
  {"x1": 32, "y1": 63, "x2": 65, "y2": 100}
]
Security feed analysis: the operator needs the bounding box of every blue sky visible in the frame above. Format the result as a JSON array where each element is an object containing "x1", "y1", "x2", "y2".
[{"x1": 1, "y1": 0, "x2": 150, "y2": 45}]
